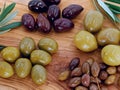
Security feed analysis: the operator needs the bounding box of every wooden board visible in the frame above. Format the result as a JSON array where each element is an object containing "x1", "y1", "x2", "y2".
[{"x1": 0, "y1": 0, "x2": 119, "y2": 90}]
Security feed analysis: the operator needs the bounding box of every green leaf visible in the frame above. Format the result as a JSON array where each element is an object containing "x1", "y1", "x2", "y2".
[
  {"x1": 0, "y1": 22, "x2": 22, "y2": 31},
  {"x1": 0, "y1": 10, "x2": 18, "y2": 26},
  {"x1": 0, "y1": 2, "x2": 16, "y2": 22},
  {"x1": 105, "y1": 1, "x2": 120, "y2": 12},
  {"x1": 0, "y1": 29, "x2": 11, "y2": 34},
  {"x1": 110, "y1": 7, "x2": 120, "y2": 14},
  {"x1": 106, "y1": 0, "x2": 120, "y2": 4},
  {"x1": 96, "y1": 0, "x2": 116, "y2": 22},
  {"x1": 0, "y1": 45, "x2": 6, "y2": 51}
]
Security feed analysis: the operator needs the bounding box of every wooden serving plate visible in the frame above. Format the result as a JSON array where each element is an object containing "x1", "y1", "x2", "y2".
[{"x1": 0, "y1": 0, "x2": 119, "y2": 90}]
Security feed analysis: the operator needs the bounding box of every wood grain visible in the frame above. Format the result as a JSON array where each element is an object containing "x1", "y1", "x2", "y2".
[{"x1": 0, "y1": 0, "x2": 119, "y2": 90}]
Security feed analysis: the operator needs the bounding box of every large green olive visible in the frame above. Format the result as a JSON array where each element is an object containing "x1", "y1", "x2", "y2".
[
  {"x1": 84, "y1": 10, "x2": 103, "y2": 33},
  {"x1": 101, "y1": 45, "x2": 120, "y2": 66},
  {"x1": 97, "y1": 28, "x2": 120, "y2": 46},
  {"x1": 38, "y1": 37, "x2": 58, "y2": 54},
  {"x1": 0, "y1": 61, "x2": 14, "y2": 78},
  {"x1": 30, "y1": 50, "x2": 52, "y2": 66},
  {"x1": 1, "y1": 47, "x2": 20, "y2": 63},
  {"x1": 31, "y1": 65, "x2": 47, "y2": 85},
  {"x1": 74, "y1": 30, "x2": 98, "y2": 52},
  {"x1": 15, "y1": 58, "x2": 32, "y2": 78},
  {"x1": 19, "y1": 37, "x2": 36, "y2": 57}
]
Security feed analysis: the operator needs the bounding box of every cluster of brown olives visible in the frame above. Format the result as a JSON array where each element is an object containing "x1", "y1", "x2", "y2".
[
  {"x1": 21, "y1": 0, "x2": 84, "y2": 33},
  {"x1": 58, "y1": 57, "x2": 120, "y2": 90},
  {"x1": 0, "y1": 37, "x2": 58, "y2": 85},
  {"x1": 74, "y1": 10, "x2": 120, "y2": 66}
]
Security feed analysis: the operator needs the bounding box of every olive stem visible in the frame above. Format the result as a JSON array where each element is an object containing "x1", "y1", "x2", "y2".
[{"x1": 96, "y1": 77, "x2": 101, "y2": 90}]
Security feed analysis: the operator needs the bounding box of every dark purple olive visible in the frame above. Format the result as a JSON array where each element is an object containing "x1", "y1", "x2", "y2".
[
  {"x1": 22, "y1": 13, "x2": 35, "y2": 31},
  {"x1": 53, "y1": 18, "x2": 74, "y2": 32},
  {"x1": 69, "y1": 57, "x2": 80, "y2": 71},
  {"x1": 36, "y1": 13, "x2": 51, "y2": 33},
  {"x1": 28, "y1": 0, "x2": 48, "y2": 13},
  {"x1": 47, "y1": 5, "x2": 60, "y2": 23},
  {"x1": 62, "y1": 4, "x2": 84, "y2": 19},
  {"x1": 43, "y1": 0, "x2": 61, "y2": 6}
]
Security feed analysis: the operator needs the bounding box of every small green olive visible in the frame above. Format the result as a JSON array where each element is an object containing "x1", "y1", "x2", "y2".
[
  {"x1": 1, "y1": 47, "x2": 20, "y2": 63},
  {"x1": 38, "y1": 37, "x2": 58, "y2": 54},
  {"x1": 15, "y1": 58, "x2": 32, "y2": 78},
  {"x1": 97, "y1": 28, "x2": 120, "y2": 46},
  {"x1": 74, "y1": 30, "x2": 98, "y2": 52},
  {"x1": 30, "y1": 50, "x2": 52, "y2": 66},
  {"x1": 19, "y1": 37, "x2": 36, "y2": 57},
  {"x1": 84, "y1": 10, "x2": 103, "y2": 33},
  {"x1": 31, "y1": 65, "x2": 47, "y2": 85},
  {"x1": 0, "y1": 61, "x2": 14, "y2": 78}
]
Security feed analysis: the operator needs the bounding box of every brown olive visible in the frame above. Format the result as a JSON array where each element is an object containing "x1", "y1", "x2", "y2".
[
  {"x1": 97, "y1": 28, "x2": 120, "y2": 46},
  {"x1": 58, "y1": 70, "x2": 70, "y2": 81},
  {"x1": 105, "y1": 75, "x2": 116, "y2": 85},
  {"x1": 106, "y1": 66, "x2": 117, "y2": 75},
  {"x1": 1, "y1": 47, "x2": 20, "y2": 63}
]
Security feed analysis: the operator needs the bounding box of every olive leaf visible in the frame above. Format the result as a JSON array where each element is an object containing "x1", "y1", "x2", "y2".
[
  {"x1": 0, "y1": 22, "x2": 22, "y2": 31},
  {"x1": 0, "y1": 29, "x2": 11, "y2": 34},
  {"x1": 106, "y1": 0, "x2": 120, "y2": 4},
  {"x1": 109, "y1": 7, "x2": 120, "y2": 14},
  {"x1": 0, "y1": 10, "x2": 18, "y2": 26},
  {"x1": 0, "y1": 45, "x2": 6, "y2": 51},
  {"x1": 0, "y1": 2, "x2": 16, "y2": 22},
  {"x1": 105, "y1": 1, "x2": 120, "y2": 12}
]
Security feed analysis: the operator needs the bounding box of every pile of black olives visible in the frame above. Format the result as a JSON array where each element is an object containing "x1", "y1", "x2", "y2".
[
  {"x1": 21, "y1": 0, "x2": 84, "y2": 33},
  {"x1": 0, "y1": 37, "x2": 58, "y2": 85}
]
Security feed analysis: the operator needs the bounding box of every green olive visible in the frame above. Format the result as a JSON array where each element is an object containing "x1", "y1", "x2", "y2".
[
  {"x1": 38, "y1": 37, "x2": 58, "y2": 54},
  {"x1": 97, "y1": 28, "x2": 120, "y2": 46},
  {"x1": 30, "y1": 50, "x2": 52, "y2": 66},
  {"x1": 31, "y1": 65, "x2": 47, "y2": 85},
  {"x1": 74, "y1": 30, "x2": 98, "y2": 52},
  {"x1": 0, "y1": 61, "x2": 14, "y2": 78},
  {"x1": 101, "y1": 45, "x2": 120, "y2": 66},
  {"x1": 1, "y1": 47, "x2": 20, "y2": 63},
  {"x1": 19, "y1": 37, "x2": 36, "y2": 57},
  {"x1": 15, "y1": 58, "x2": 32, "y2": 78},
  {"x1": 84, "y1": 10, "x2": 103, "y2": 33}
]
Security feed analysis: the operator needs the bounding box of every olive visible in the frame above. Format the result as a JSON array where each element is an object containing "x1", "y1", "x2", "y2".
[
  {"x1": 74, "y1": 30, "x2": 98, "y2": 52},
  {"x1": 30, "y1": 50, "x2": 52, "y2": 66},
  {"x1": 15, "y1": 58, "x2": 32, "y2": 78},
  {"x1": 101, "y1": 45, "x2": 120, "y2": 66},
  {"x1": 1, "y1": 47, "x2": 20, "y2": 63},
  {"x1": 31, "y1": 65, "x2": 47, "y2": 85},
  {"x1": 0, "y1": 61, "x2": 14, "y2": 78},
  {"x1": 38, "y1": 37, "x2": 58, "y2": 54},
  {"x1": 97, "y1": 28, "x2": 120, "y2": 46},
  {"x1": 28, "y1": 0, "x2": 48, "y2": 13},
  {"x1": 19, "y1": 37, "x2": 36, "y2": 57},
  {"x1": 84, "y1": 10, "x2": 103, "y2": 33}
]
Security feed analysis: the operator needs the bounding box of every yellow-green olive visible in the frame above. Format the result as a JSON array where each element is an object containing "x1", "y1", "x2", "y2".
[
  {"x1": 74, "y1": 30, "x2": 98, "y2": 52},
  {"x1": 15, "y1": 58, "x2": 32, "y2": 78},
  {"x1": 30, "y1": 50, "x2": 52, "y2": 65},
  {"x1": 1, "y1": 47, "x2": 20, "y2": 63},
  {"x1": 84, "y1": 10, "x2": 103, "y2": 33},
  {"x1": 0, "y1": 61, "x2": 14, "y2": 78},
  {"x1": 31, "y1": 65, "x2": 47, "y2": 85},
  {"x1": 38, "y1": 37, "x2": 58, "y2": 54},
  {"x1": 101, "y1": 45, "x2": 120, "y2": 66},
  {"x1": 19, "y1": 37, "x2": 36, "y2": 57},
  {"x1": 97, "y1": 28, "x2": 120, "y2": 46}
]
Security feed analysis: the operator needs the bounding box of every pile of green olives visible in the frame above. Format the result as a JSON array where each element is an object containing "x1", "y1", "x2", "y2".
[
  {"x1": 0, "y1": 37, "x2": 58, "y2": 85},
  {"x1": 74, "y1": 10, "x2": 120, "y2": 66}
]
